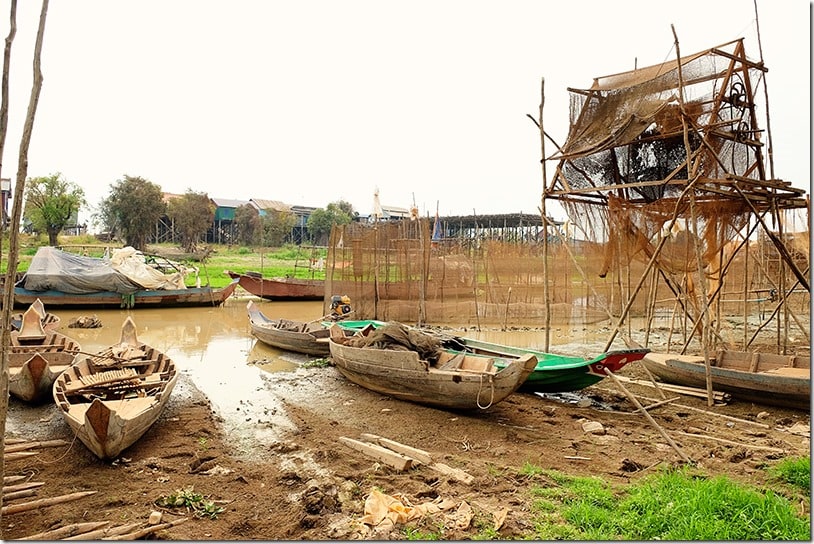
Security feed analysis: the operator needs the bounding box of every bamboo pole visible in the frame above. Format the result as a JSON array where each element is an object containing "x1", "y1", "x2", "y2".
[
  {"x1": 539, "y1": 77, "x2": 550, "y2": 351},
  {"x1": 105, "y1": 517, "x2": 189, "y2": 541},
  {"x1": 603, "y1": 368, "x2": 691, "y2": 463}
]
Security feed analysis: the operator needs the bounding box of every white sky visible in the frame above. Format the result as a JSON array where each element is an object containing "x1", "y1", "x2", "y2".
[{"x1": 1, "y1": 0, "x2": 810, "y2": 228}]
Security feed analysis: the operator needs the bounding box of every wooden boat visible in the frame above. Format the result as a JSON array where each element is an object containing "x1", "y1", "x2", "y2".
[
  {"x1": 52, "y1": 316, "x2": 179, "y2": 460},
  {"x1": 441, "y1": 336, "x2": 650, "y2": 393},
  {"x1": 226, "y1": 270, "x2": 324, "y2": 301},
  {"x1": 13, "y1": 245, "x2": 238, "y2": 308},
  {"x1": 328, "y1": 322, "x2": 538, "y2": 410},
  {"x1": 10, "y1": 298, "x2": 61, "y2": 331},
  {"x1": 8, "y1": 304, "x2": 81, "y2": 403},
  {"x1": 641, "y1": 351, "x2": 810, "y2": 411},
  {"x1": 14, "y1": 278, "x2": 238, "y2": 309},
  {"x1": 246, "y1": 300, "x2": 382, "y2": 356}
]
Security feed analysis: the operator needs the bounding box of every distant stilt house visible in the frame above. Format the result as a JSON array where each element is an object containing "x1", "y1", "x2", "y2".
[
  {"x1": 209, "y1": 197, "x2": 250, "y2": 244},
  {"x1": 290, "y1": 205, "x2": 318, "y2": 244}
]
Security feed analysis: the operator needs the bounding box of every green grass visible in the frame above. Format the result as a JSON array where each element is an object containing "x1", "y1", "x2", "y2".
[{"x1": 524, "y1": 465, "x2": 810, "y2": 541}]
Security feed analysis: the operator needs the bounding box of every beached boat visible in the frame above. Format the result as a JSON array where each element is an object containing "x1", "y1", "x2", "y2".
[
  {"x1": 226, "y1": 270, "x2": 324, "y2": 301},
  {"x1": 328, "y1": 322, "x2": 538, "y2": 410},
  {"x1": 8, "y1": 304, "x2": 82, "y2": 403},
  {"x1": 52, "y1": 316, "x2": 179, "y2": 460},
  {"x1": 10, "y1": 298, "x2": 61, "y2": 331},
  {"x1": 246, "y1": 300, "x2": 382, "y2": 356},
  {"x1": 441, "y1": 336, "x2": 650, "y2": 393},
  {"x1": 13, "y1": 246, "x2": 238, "y2": 309},
  {"x1": 641, "y1": 351, "x2": 810, "y2": 411}
]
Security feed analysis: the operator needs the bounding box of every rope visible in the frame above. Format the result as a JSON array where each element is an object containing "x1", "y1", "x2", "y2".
[{"x1": 475, "y1": 374, "x2": 495, "y2": 410}]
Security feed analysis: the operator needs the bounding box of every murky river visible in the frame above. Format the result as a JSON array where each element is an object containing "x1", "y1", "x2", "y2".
[{"x1": 6, "y1": 294, "x2": 625, "y2": 453}]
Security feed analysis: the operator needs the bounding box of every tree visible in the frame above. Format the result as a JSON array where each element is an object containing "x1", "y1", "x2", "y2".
[
  {"x1": 234, "y1": 204, "x2": 262, "y2": 246},
  {"x1": 23, "y1": 173, "x2": 85, "y2": 245},
  {"x1": 167, "y1": 190, "x2": 214, "y2": 252},
  {"x1": 262, "y1": 209, "x2": 297, "y2": 247},
  {"x1": 96, "y1": 175, "x2": 165, "y2": 251},
  {"x1": 306, "y1": 201, "x2": 353, "y2": 245}
]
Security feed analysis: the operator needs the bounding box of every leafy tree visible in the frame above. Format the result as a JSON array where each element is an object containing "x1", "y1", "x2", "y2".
[
  {"x1": 167, "y1": 190, "x2": 214, "y2": 252},
  {"x1": 262, "y1": 209, "x2": 297, "y2": 247},
  {"x1": 306, "y1": 201, "x2": 353, "y2": 245},
  {"x1": 96, "y1": 175, "x2": 166, "y2": 251},
  {"x1": 23, "y1": 173, "x2": 86, "y2": 245},
  {"x1": 234, "y1": 204, "x2": 262, "y2": 246}
]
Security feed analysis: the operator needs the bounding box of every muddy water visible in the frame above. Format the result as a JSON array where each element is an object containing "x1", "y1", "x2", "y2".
[{"x1": 7, "y1": 295, "x2": 627, "y2": 455}]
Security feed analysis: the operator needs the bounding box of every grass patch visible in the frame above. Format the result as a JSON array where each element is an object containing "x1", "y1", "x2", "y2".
[
  {"x1": 155, "y1": 487, "x2": 225, "y2": 519},
  {"x1": 525, "y1": 465, "x2": 810, "y2": 541},
  {"x1": 769, "y1": 455, "x2": 811, "y2": 491}
]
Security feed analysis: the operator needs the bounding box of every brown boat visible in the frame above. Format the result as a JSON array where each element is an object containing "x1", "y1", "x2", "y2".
[
  {"x1": 226, "y1": 270, "x2": 324, "y2": 301},
  {"x1": 641, "y1": 350, "x2": 810, "y2": 411},
  {"x1": 52, "y1": 316, "x2": 179, "y2": 460},
  {"x1": 328, "y1": 322, "x2": 537, "y2": 410},
  {"x1": 8, "y1": 303, "x2": 81, "y2": 403}
]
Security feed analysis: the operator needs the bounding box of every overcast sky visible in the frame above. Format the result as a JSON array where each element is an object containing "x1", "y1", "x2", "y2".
[{"x1": 2, "y1": 0, "x2": 810, "y2": 227}]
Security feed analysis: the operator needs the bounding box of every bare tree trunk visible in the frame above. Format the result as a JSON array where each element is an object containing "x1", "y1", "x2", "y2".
[{"x1": 0, "y1": 0, "x2": 49, "y2": 532}]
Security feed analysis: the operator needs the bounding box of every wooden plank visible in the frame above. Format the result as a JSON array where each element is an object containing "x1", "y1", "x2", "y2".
[
  {"x1": 359, "y1": 433, "x2": 434, "y2": 464},
  {"x1": 339, "y1": 437, "x2": 413, "y2": 471}
]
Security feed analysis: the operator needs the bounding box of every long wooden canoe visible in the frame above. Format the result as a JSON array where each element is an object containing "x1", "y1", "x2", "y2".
[
  {"x1": 52, "y1": 316, "x2": 179, "y2": 460},
  {"x1": 641, "y1": 351, "x2": 810, "y2": 411},
  {"x1": 8, "y1": 303, "x2": 81, "y2": 403},
  {"x1": 328, "y1": 322, "x2": 537, "y2": 410},
  {"x1": 226, "y1": 270, "x2": 324, "y2": 301},
  {"x1": 443, "y1": 337, "x2": 649, "y2": 393}
]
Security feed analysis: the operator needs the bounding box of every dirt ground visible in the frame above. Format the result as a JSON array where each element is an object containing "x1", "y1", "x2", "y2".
[{"x1": 2, "y1": 337, "x2": 810, "y2": 541}]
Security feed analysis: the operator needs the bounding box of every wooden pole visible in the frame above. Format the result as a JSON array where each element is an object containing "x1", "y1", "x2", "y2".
[
  {"x1": 539, "y1": 77, "x2": 550, "y2": 351},
  {"x1": 1, "y1": 1, "x2": 48, "y2": 526},
  {"x1": 603, "y1": 368, "x2": 691, "y2": 463}
]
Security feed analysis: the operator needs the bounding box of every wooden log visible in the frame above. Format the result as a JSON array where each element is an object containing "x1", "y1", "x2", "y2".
[
  {"x1": 359, "y1": 433, "x2": 434, "y2": 464},
  {"x1": 3, "y1": 475, "x2": 29, "y2": 484},
  {"x1": 429, "y1": 462, "x2": 474, "y2": 484},
  {"x1": 3, "y1": 481, "x2": 45, "y2": 493},
  {"x1": 105, "y1": 517, "x2": 189, "y2": 540},
  {"x1": 19, "y1": 521, "x2": 112, "y2": 540},
  {"x1": 2, "y1": 490, "x2": 97, "y2": 515},
  {"x1": 5, "y1": 439, "x2": 69, "y2": 453},
  {"x1": 63, "y1": 522, "x2": 140, "y2": 540},
  {"x1": 4, "y1": 452, "x2": 40, "y2": 461},
  {"x1": 2, "y1": 489, "x2": 39, "y2": 501},
  {"x1": 4, "y1": 438, "x2": 27, "y2": 445},
  {"x1": 339, "y1": 437, "x2": 413, "y2": 471}
]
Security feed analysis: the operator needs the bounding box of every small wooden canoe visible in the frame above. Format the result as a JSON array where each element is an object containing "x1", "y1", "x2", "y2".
[
  {"x1": 247, "y1": 300, "x2": 383, "y2": 356},
  {"x1": 52, "y1": 316, "x2": 179, "y2": 460},
  {"x1": 641, "y1": 350, "x2": 810, "y2": 411},
  {"x1": 328, "y1": 322, "x2": 537, "y2": 410},
  {"x1": 8, "y1": 303, "x2": 81, "y2": 403}
]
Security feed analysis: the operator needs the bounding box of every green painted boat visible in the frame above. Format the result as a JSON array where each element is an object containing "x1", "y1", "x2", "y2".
[{"x1": 440, "y1": 336, "x2": 649, "y2": 393}]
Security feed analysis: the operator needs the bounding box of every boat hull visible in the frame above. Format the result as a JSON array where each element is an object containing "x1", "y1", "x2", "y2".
[
  {"x1": 14, "y1": 279, "x2": 238, "y2": 309},
  {"x1": 52, "y1": 318, "x2": 179, "y2": 460},
  {"x1": 642, "y1": 351, "x2": 810, "y2": 411},
  {"x1": 456, "y1": 337, "x2": 649, "y2": 393},
  {"x1": 227, "y1": 271, "x2": 324, "y2": 301},
  {"x1": 329, "y1": 333, "x2": 537, "y2": 410}
]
